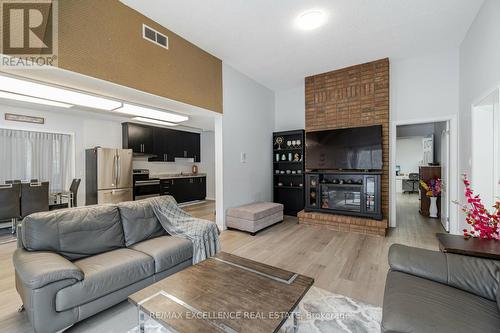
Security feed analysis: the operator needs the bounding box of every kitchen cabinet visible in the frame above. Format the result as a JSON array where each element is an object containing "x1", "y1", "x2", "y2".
[
  {"x1": 122, "y1": 123, "x2": 154, "y2": 154},
  {"x1": 160, "y1": 176, "x2": 206, "y2": 203},
  {"x1": 122, "y1": 122, "x2": 200, "y2": 162},
  {"x1": 150, "y1": 127, "x2": 177, "y2": 162},
  {"x1": 174, "y1": 131, "x2": 200, "y2": 162}
]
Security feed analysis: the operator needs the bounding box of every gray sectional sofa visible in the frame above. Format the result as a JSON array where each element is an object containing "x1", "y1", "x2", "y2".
[
  {"x1": 382, "y1": 244, "x2": 500, "y2": 333},
  {"x1": 13, "y1": 196, "x2": 193, "y2": 333}
]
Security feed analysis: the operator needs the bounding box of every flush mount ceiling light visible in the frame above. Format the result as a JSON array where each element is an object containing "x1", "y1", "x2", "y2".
[
  {"x1": 0, "y1": 91, "x2": 72, "y2": 108},
  {"x1": 295, "y1": 10, "x2": 327, "y2": 31},
  {"x1": 132, "y1": 117, "x2": 178, "y2": 127},
  {"x1": 0, "y1": 75, "x2": 122, "y2": 110},
  {"x1": 115, "y1": 103, "x2": 189, "y2": 123}
]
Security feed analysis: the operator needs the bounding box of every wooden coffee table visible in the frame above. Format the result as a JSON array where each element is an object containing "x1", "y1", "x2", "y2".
[{"x1": 128, "y1": 252, "x2": 314, "y2": 333}]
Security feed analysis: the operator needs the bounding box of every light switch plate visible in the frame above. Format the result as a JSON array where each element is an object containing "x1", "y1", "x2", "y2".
[{"x1": 240, "y1": 152, "x2": 247, "y2": 163}]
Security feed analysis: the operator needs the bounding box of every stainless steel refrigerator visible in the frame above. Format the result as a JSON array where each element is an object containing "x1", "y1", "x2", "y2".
[{"x1": 85, "y1": 148, "x2": 133, "y2": 205}]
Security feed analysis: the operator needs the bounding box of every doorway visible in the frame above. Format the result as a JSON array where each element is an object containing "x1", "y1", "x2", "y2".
[
  {"x1": 471, "y1": 88, "x2": 500, "y2": 210},
  {"x1": 390, "y1": 115, "x2": 459, "y2": 235},
  {"x1": 393, "y1": 122, "x2": 449, "y2": 236}
]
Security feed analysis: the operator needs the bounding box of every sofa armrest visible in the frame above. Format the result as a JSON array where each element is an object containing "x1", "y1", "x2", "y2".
[
  {"x1": 388, "y1": 244, "x2": 448, "y2": 283},
  {"x1": 13, "y1": 248, "x2": 83, "y2": 289},
  {"x1": 389, "y1": 244, "x2": 500, "y2": 301}
]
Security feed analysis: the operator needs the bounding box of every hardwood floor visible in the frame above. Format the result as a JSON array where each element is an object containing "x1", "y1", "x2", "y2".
[
  {"x1": 219, "y1": 193, "x2": 443, "y2": 306},
  {"x1": 0, "y1": 196, "x2": 443, "y2": 332}
]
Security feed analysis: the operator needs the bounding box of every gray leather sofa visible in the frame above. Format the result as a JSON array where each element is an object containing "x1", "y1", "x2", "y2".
[
  {"x1": 382, "y1": 244, "x2": 500, "y2": 333},
  {"x1": 13, "y1": 196, "x2": 193, "y2": 333}
]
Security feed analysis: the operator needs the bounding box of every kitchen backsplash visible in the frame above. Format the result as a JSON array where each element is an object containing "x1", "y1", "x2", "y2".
[{"x1": 132, "y1": 157, "x2": 199, "y2": 175}]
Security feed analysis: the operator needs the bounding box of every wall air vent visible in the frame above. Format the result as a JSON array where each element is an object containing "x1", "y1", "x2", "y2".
[{"x1": 142, "y1": 24, "x2": 169, "y2": 49}]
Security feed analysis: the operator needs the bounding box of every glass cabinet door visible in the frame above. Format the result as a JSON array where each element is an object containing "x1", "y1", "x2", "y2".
[{"x1": 365, "y1": 176, "x2": 376, "y2": 213}]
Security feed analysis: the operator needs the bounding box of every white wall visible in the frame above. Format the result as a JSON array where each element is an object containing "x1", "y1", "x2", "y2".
[
  {"x1": 389, "y1": 49, "x2": 460, "y2": 231},
  {"x1": 200, "y1": 131, "x2": 215, "y2": 199},
  {"x1": 459, "y1": 0, "x2": 500, "y2": 231},
  {"x1": 396, "y1": 137, "x2": 423, "y2": 174},
  {"x1": 0, "y1": 104, "x2": 216, "y2": 206},
  {"x1": 274, "y1": 83, "x2": 305, "y2": 132},
  {"x1": 222, "y1": 63, "x2": 275, "y2": 225},
  {"x1": 0, "y1": 104, "x2": 124, "y2": 206},
  {"x1": 390, "y1": 49, "x2": 459, "y2": 122}
]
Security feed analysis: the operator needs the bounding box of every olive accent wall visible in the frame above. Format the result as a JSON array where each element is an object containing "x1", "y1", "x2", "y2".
[
  {"x1": 303, "y1": 58, "x2": 390, "y2": 228},
  {"x1": 58, "y1": 0, "x2": 222, "y2": 113}
]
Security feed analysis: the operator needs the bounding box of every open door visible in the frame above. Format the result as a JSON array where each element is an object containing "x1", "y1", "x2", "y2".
[
  {"x1": 472, "y1": 89, "x2": 499, "y2": 211},
  {"x1": 440, "y1": 124, "x2": 450, "y2": 232}
]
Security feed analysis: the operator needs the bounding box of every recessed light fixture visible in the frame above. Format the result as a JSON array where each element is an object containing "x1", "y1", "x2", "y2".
[
  {"x1": 296, "y1": 10, "x2": 327, "y2": 31},
  {"x1": 115, "y1": 103, "x2": 188, "y2": 123},
  {"x1": 0, "y1": 91, "x2": 72, "y2": 108},
  {"x1": 0, "y1": 75, "x2": 122, "y2": 110},
  {"x1": 132, "y1": 117, "x2": 178, "y2": 127}
]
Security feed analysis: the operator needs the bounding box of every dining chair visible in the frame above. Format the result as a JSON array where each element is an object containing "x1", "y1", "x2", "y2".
[
  {"x1": 408, "y1": 173, "x2": 420, "y2": 193},
  {"x1": 0, "y1": 183, "x2": 21, "y2": 233},
  {"x1": 20, "y1": 182, "x2": 49, "y2": 219},
  {"x1": 58, "y1": 178, "x2": 81, "y2": 207}
]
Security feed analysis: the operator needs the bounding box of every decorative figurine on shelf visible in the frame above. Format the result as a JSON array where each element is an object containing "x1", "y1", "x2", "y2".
[
  {"x1": 275, "y1": 153, "x2": 280, "y2": 162},
  {"x1": 192, "y1": 165, "x2": 198, "y2": 174},
  {"x1": 288, "y1": 153, "x2": 293, "y2": 161},
  {"x1": 293, "y1": 153, "x2": 300, "y2": 162},
  {"x1": 275, "y1": 137, "x2": 284, "y2": 150},
  {"x1": 296, "y1": 139, "x2": 301, "y2": 148},
  {"x1": 277, "y1": 182, "x2": 283, "y2": 187},
  {"x1": 291, "y1": 140, "x2": 296, "y2": 148},
  {"x1": 281, "y1": 153, "x2": 287, "y2": 161},
  {"x1": 287, "y1": 140, "x2": 292, "y2": 149}
]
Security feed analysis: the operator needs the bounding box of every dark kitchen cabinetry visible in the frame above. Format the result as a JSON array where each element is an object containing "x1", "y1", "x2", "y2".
[
  {"x1": 122, "y1": 122, "x2": 200, "y2": 162},
  {"x1": 122, "y1": 123, "x2": 154, "y2": 154},
  {"x1": 175, "y1": 131, "x2": 201, "y2": 162},
  {"x1": 150, "y1": 127, "x2": 177, "y2": 162},
  {"x1": 160, "y1": 177, "x2": 206, "y2": 203}
]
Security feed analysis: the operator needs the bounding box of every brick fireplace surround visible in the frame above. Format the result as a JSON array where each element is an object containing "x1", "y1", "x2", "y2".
[{"x1": 298, "y1": 58, "x2": 389, "y2": 236}]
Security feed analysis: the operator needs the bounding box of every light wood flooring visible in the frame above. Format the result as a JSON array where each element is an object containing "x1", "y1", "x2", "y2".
[{"x1": 0, "y1": 195, "x2": 443, "y2": 332}]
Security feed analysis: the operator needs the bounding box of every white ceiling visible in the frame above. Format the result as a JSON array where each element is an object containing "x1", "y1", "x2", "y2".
[{"x1": 121, "y1": 0, "x2": 484, "y2": 91}]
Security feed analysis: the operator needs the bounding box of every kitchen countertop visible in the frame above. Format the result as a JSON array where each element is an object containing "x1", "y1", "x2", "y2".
[{"x1": 151, "y1": 173, "x2": 207, "y2": 180}]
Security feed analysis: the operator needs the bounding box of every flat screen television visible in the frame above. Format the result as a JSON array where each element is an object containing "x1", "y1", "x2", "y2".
[{"x1": 306, "y1": 125, "x2": 383, "y2": 171}]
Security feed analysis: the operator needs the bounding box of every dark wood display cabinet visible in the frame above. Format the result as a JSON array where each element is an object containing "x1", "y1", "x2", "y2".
[{"x1": 273, "y1": 130, "x2": 305, "y2": 216}]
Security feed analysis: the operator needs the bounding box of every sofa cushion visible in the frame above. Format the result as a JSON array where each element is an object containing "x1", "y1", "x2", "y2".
[
  {"x1": 226, "y1": 202, "x2": 283, "y2": 221},
  {"x1": 382, "y1": 271, "x2": 500, "y2": 333},
  {"x1": 118, "y1": 199, "x2": 166, "y2": 246},
  {"x1": 55, "y1": 248, "x2": 154, "y2": 311},
  {"x1": 22, "y1": 205, "x2": 124, "y2": 260},
  {"x1": 130, "y1": 236, "x2": 193, "y2": 273}
]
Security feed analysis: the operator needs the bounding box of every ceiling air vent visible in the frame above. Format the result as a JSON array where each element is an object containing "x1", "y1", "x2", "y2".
[{"x1": 142, "y1": 24, "x2": 169, "y2": 49}]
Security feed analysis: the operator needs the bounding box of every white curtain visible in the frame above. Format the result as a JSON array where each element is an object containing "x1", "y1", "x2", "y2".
[{"x1": 0, "y1": 129, "x2": 73, "y2": 191}]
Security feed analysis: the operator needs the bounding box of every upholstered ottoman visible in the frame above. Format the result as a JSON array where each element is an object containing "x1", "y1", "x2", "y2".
[{"x1": 226, "y1": 202, "x2": 284, "y2": 235}]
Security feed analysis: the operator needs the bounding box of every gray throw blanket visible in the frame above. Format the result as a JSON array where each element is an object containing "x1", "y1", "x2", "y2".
[{"x1": 150, "y1": 196, "x2": 220, "y2": 264}]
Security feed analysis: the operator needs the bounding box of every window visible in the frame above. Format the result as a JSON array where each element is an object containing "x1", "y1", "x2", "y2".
[{"x1": 0, "y1": 128, "x2": 73, "y2": 191}]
